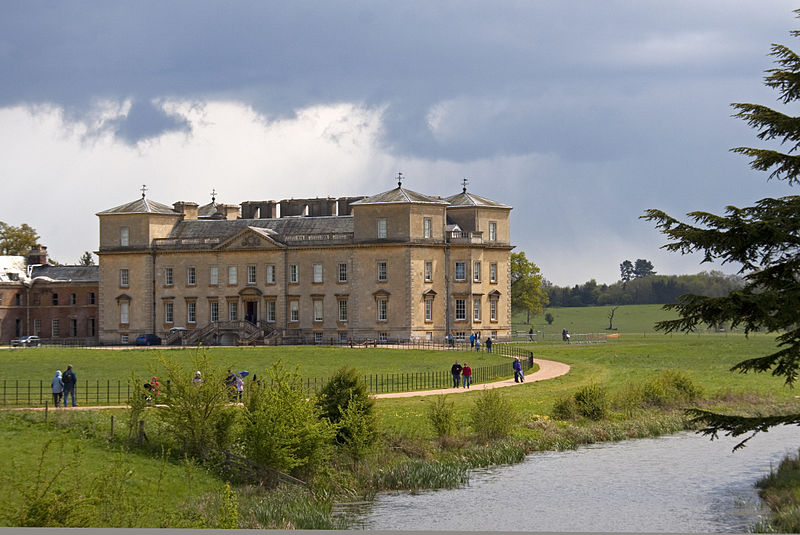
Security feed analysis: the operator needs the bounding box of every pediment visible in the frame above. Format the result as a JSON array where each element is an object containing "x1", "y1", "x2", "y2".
[
  {"x1": 216, "y1": 226, "x2": 286, "y2": 251},
  {"x1": 239, "y1": 287, "x2": 263, "y2": 297}
]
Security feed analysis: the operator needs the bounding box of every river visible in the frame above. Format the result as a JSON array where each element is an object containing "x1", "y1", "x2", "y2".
[{"x1": 346, "y1": 425, "x2": 800, "y2": 532}]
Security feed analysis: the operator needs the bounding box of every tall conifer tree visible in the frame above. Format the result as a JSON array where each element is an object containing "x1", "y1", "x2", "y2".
[{"x1": 643, "y1": 12, "x2": 800, "y2": 448}]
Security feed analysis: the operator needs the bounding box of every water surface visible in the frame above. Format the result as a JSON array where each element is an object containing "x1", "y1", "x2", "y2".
[{"x1": 347, "y1": 425, "x2": 800, "y2": 532}]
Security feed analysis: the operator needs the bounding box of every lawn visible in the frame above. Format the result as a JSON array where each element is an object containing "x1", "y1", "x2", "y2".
[
  {"x1": 0, "y1": 344, "x2": 517, "y2": 406},
  {"x1": 0, "y1": 409, "x2": 227, "y2": 527},
  {"x1": 375, "y1": 332, "x2": 798, "y2": 438},
  {"x1": 1, "y1": 345, "x2": 509, "y2": 384},
  {"x1": 514, "y1": 303, "x2": 681, "y2": 338}
]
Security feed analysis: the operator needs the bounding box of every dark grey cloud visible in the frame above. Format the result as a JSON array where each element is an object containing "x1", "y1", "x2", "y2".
[
  {"x1": 1, "y1": 1, "x2": 795, "y2": 148},
  {"x1": 103, "y1": 101, "x2": 191, "y2": 144}
]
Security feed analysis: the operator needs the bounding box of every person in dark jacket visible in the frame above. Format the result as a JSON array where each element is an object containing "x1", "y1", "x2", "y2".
[
  {"x1": 451, "y1": 361, "x2": 463, "y2": 388},
  {"x1": 513, "y1": 358, "x2": 523, "y2": 383},
  {"x1": 62, "y1": 365, "x2": 77, "y2": 406}
]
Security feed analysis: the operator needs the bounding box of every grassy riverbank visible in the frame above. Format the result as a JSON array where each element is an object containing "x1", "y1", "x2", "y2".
[
  {"x1": 1, "y1": 332, "x2": 796, "y2": 528},
  {"x1": 753, "y1": 449, "x2": 800, "y2": 533}
]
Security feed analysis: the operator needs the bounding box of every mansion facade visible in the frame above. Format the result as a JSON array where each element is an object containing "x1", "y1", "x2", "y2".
[{"x1": 97, "y1": 183, "x2": 513, "y2": 346}]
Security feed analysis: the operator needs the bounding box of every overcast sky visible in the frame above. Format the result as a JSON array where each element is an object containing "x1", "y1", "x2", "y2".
[{"x1": 1, "y1": 1, "x2": 798, "y2": 285}]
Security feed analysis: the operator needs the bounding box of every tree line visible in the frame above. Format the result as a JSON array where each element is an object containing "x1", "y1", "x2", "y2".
[{"x1": 542, "y1": 271, "x2": 743, "y2": 308}]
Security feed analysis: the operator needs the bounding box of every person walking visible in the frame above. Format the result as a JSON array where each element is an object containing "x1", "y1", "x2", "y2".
[
  {"x1": 462, "y1": 362, "x2": 472, "y2": 388},
  {"x1": 451, "y1": 360, "x2": 463, "y2": 388},
  {"x1": 528, "y1": 327, "x2": 534, "y2": 342},
  {"x1": 513, "y1": 358, "x2": 523, "y2": 383},
  {"x1": 486, "y1": 336, "x2": 493, "y2": 354},
  {"x1": 475, "y1": 337, "x2": 481, "y2": 352},
  {"x1": 62, "y1": 365, "x2": 77, "y2": 407},
  {"x1": 51, "y1": 370, "x2": 63, "y2": 407},
  {"x1": 469, "y1": 332, "x2": 475, "y2": 348}
]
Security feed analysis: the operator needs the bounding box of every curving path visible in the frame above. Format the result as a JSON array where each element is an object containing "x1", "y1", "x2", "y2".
[{"x1": 373, "y1": 358, "x2": 570, "y2": 399}]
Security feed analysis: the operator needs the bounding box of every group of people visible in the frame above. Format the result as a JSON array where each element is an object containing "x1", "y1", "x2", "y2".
[
  {"x1": 450, "y1": 356, "x2": 525, "y2": 388},
  {"x1": 445, "y1": 331, "x2": 493, "y2": 352},
  {"x1": 50, "y1": 365, "x2": 77, "y2": 407},
  {"x1": 469, "y1": 332, "x2": 493, "y2": 353},
  {"x1": 450, "y1": 360, "x2": 473, "y2": 388}
]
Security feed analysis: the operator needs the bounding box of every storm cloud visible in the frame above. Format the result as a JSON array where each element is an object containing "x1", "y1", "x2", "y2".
[{"x1": 0, "y1": 1, "x2": 797, "y2": 283}]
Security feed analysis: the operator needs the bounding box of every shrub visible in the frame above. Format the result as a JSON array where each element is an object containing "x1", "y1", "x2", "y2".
[
  {"x1": 659, "y1": 369, "x2": 703, "y2": 401},
  {"x1": 316, "y1": 367, "x2": 374, "y2": 443},
  {"x1": 241, "y1": 362, "x2": 335, "y2": 477},
  {"x1": 337, "y1": 393, "x2": 379, "y2": 468},
  {"x1": 573, "y1": 383, "x2": 608, "y2": 421},
  {"x1": 551, "y1": 395, "x2": 580, "y2": 420},
  {"x1": 470, "y1": 388, "x2": 515, "y2": 441},
  {"x1": 427, "y1": 395, "x2": 457, "y2": 438},
  {"x1": 125, "y1": 372, "x2": 150, "y2": 441},
  {"x1": 641, "y1": 370, "x2": 704, "y2": 408},
  {"x1": 154, "y1": 351, "x2": 239, "y2": 460}
]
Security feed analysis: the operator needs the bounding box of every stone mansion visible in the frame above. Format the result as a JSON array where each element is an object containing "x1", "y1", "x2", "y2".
[{"x1": 97, "y1": 182, "x2": 513, "y2": 346}]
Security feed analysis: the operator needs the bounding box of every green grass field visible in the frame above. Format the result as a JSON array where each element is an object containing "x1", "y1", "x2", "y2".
[
  {"x1": 1, "y1": 345, "x2": 509, "y2": 386},
  {"x1": 0, "y1": 409, "x2": 228, "y2": 527},
  {"x1": 514, "y1": 303, "x2": 681, "y2": 339},
  {"x1": 376, "y1": 332, "x2": 795, "y2": 438}
]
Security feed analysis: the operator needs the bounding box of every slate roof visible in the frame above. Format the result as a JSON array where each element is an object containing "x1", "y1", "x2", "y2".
[
  {"x1": 445, "y1": 190, "x2": 511, "y2": 209},
  {"x1": 198, "y1": 201, "x2": 219, "y2": 218},
  {"x1": 30, "y1": 265, "x2": 99, "y2": 283},
  {"x1": 352, "y1": 186, "x2": 448, "y2": 206},
  {"x1": 166, "y1": 216, "x2": 354, "y2": 243},
  {"x1": 97, "y1": 197, "x2": 179, "y2": 215}
]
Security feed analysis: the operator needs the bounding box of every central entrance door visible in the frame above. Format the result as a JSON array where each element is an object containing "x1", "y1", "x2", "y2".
[{"x1": 245, "y1": 300, "x2": 258, "y2": 323}]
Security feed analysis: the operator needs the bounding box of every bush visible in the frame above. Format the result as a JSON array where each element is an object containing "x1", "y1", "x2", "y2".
[
  {"x1": 241, "y1": 362, "x2": 335, "y2": 477},
  {"x1": 617, "y1": 370, "x2": 704, "y2": 410},
  {"x1": 337, "y1": 393, "x2": 379, "y2": 467},
  {"x1": 125, "y1": 372, "x2": 150, "y2": 441},
  {"x1": 154, "y1": 351, "x2": 239, "y2": 460},
  {"x1": 574, "y1": 383, "x2": 608, "y2": 420},
  {"x1": 470, "y1": 388, "x2": 515, "y2": 441},
  {"x1": 551, "y1": 395, "x2": 580, "y2": 420},
  {"x1": 658, "y1": 369, "x2": 703, "y2": 401},
  {"x1": 427, "y1": 395, "x2": 457, "y2": 438},
  {"x1": 316, "y1": 367, "x2": 374, "y2": 443}
]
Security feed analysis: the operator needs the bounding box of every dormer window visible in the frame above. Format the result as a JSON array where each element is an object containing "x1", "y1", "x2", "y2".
[
  {"x1": 120, "y1": 227, "x2": 129, "y2": 246},
  {"x1": 377, "y1": 218, "x2": 387, "y2": 239}
]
